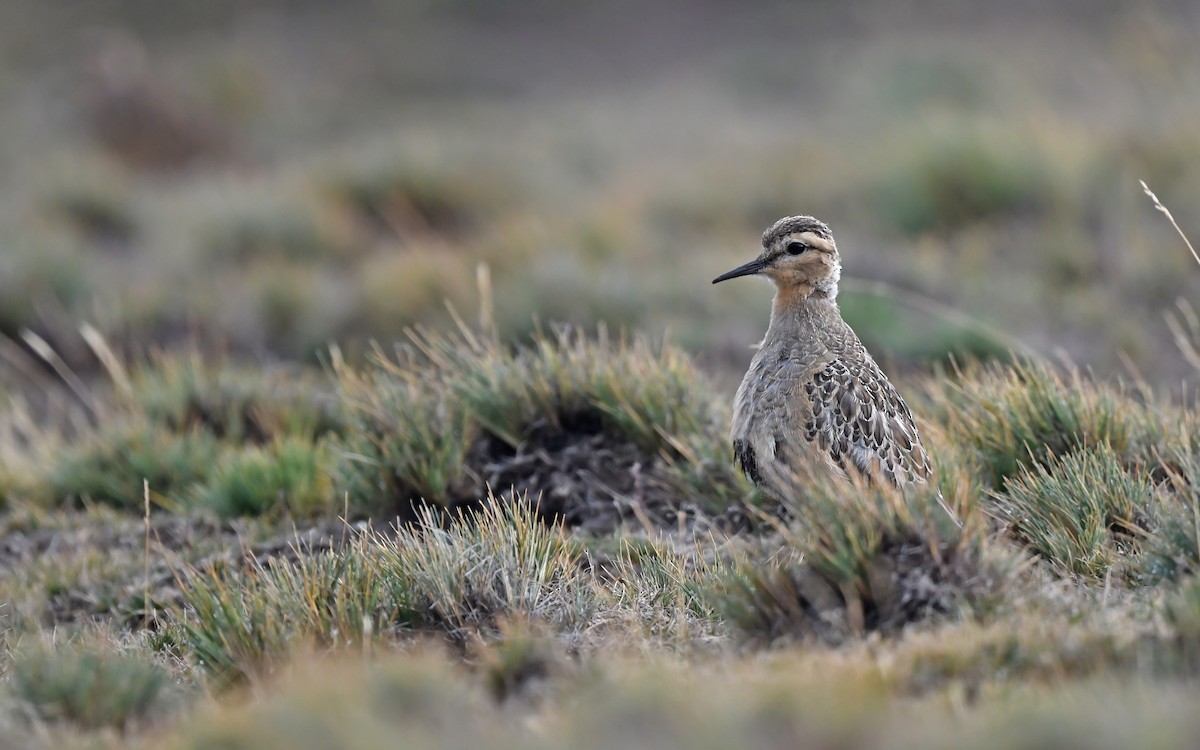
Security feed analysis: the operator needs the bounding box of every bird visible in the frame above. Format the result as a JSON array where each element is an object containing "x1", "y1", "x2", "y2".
[{"x1": 713, "y1": 215, "x2": 956, "y2": 522}]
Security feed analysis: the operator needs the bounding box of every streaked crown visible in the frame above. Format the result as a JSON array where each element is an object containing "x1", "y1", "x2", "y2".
[{"x1": 761, "y1": 215, "x2": 833, "y2": 249}]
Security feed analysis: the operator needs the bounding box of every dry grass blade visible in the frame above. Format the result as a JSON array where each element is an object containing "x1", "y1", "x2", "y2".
[
  {"x1": 1144, "y1": 180, "x2": 1200, "y2": 375},
  {"x1": 19, "y1": 328, "x2": 96, "y2": 415},
  {"x1": 80, "y1": 322, "x2": 133, "y2": 400},
  {"x1": 1166, "y1": 300, "x2": 1200, "y2": 373},
  {"x1": 1141, "y1": 180, "x2": 1200, "y2": 269}
]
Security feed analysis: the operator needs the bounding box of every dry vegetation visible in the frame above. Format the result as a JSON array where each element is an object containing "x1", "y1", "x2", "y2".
[
  {"x1": 3, "y1": 1, "x2": 1200, "y2": 748},
  {"x1": 4, "y1": 317, "x2": 1200, "y2": 747}
]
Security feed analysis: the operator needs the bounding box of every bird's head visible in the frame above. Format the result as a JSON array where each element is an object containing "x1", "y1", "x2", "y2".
[{"x1": 712, "y1": 215, "x2": 841, "y2": 300}]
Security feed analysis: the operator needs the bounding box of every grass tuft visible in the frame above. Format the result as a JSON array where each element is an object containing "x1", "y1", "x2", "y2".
[
  {"x1": 176, "y1": 497, "x2": 590, "y2": 683},
  {"x1": 871, "y1": 128, "x2": 1052, "y2": 235},
  {"x1": 374, "y1": 499, "x2": 590, "y2": 633},
  {"x1": 471, "y1": 619, "x2": 561, "y2": 702},
  {"x1": 181, "y1": 547, "x2": 383, "y2": 685},
  {"x1": 130, "y1": 352, "x2": 344, "y2": 443},
  {"x1": 932, "y1": 360, "x2": 1164, "y2": 491},
  {"x1": 993, "y1": 446, "x2": 1151, "y2": 580},
  {"x1": 192, "y1": 437, "x2": 334, "y2": 519},
  {"x1": 43, "y1": 423, "x2": 221, "y2": 511},
  {"x1": 713, "y1": 470, "x2": 998, "y2": 642},
  {"x1": 333, "y1": 326, "x2": 747, "y2": 525},
  {"x1": 7, "y1": 641, "x2": 174, "y2": 730},
  {"x1": 334, "y1": 350, "x2": 475, "y2": 515},
  {"x1": 1143, "y1": 447, "x2": 1200, "y2": 582}
]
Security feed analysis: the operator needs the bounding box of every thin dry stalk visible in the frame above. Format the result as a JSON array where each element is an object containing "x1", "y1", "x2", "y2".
[
  {"x1": 1141, "y1": 180, "x2": 1200, "y2": 269},
  {"x1": 19, "y1": 329, "x2": 95, "y2": 415},
  {"x1": 80, "y1": 323, "x2": 133, "y2": 400},
  {"x1": 144, "y1": 479, "x2": 152, "y2": 631}
]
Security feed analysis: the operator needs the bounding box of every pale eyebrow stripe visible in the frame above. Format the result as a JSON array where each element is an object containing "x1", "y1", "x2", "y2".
[{"x1": 797, "y1": 231, "x2": 835, "y2": 253}]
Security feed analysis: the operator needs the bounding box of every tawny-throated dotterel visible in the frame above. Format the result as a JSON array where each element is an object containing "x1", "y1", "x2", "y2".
[{"x1": 713, "y1": 215, "x2": 955, "y2": 522}]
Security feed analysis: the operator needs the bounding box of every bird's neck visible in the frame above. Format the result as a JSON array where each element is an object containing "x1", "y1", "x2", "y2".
[{"x1": 770, "y1": 284, "x2": 838, "y2": 324}]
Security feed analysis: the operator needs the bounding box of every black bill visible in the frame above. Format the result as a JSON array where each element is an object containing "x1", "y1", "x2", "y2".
[{"x1": 712, "y1": 257, "x2": 766, "y2": 284}]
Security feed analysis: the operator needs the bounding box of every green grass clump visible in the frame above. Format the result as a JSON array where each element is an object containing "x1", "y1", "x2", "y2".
[
  {"x1": 21, "y1": 352, "x2": 346, "y2": 516},
  {"x1": 35, "y1": 156, "x2": 137, "y2": 245},
  {"x1": 42, "y1": 180, "x2": 137, "y2": 245},
  {"x1": 193, "y1": 437, "x2": 333, "y2": 519},
  {"x1": 162, "y1": 644, "x2": 1200, "y2": 750},
  {"x1": 432, "y1": 326, "x2": 713, "y2": 453},
  {"x1": 43, "y1": 423, "x2": 221, "y2": 510},
  {"x1": 182, "y1": 548, "x2": 384, "y2": 684},
  {"x1": 839, "y1": 290, "x2": 1012, "y2": 367},
  {"x1": 472, "y1": 619, "x2": 561, "y2": 702},
  {"x1": 131, "y1": 352, "x2": 344, "y2": 443},
  {"x1": 333, "y1": 326, "x2": 746, "y2": 519},
  {"x1": 177, "y1": 499, "x2": 591, "y2": 682},
  {"x1": 934, "y1": 360, "x2": 1163, "y2": 491},
  {"x1": 0, "y1": 239, "x2": 88, "y2": 337},
  {"x1": 993, "y1": 446, "x2": 1150, "y2": 580},
  {"x1": 7, "y1": 642, "x2": 173, "y2": 730},
  {"x1": 1164, "y1": 578, "x2": 1200, "y2": 646},
  {"x1": 374, "y1": 500, "x2": 590, "y2": 633},
  {"x1": 605, "y1": 536, "x2": 726, "y2": 639},
  {"x1": 713, "y1": 471, "x2": 995, "y2": 642},
  {"x1": 169, "y1": 653, "x2": 489, "y2": 750},
  {"x1": 438, "y1": 325, "x2": 746, "y2": 517},
  {"x1": 322, "y1": 156, "x2": 504, "y2": 241},
  {"x1": 334, "y1": 354, "x2": 475, "y2": 515},
  {"x1": 1143, "y1": 448, "x2": 1200, "y2": 582}
]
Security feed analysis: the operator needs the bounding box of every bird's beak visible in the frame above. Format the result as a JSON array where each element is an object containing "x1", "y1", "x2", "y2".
[{"x1": 712, "y1": 257, "x2": 766, "y2": 284}]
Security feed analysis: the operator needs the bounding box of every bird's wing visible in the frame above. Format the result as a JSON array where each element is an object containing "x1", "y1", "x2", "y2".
[{"x1": 802, "y1": 357, "x2": 934, "y2": 486}]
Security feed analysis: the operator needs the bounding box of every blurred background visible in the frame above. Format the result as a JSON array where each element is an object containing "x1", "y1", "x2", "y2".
[{"x1": 1, "y1": 0, "x2": 1198, "y2": 394}]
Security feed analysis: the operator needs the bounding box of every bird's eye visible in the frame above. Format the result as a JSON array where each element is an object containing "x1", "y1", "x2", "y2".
[{"x1": 785, "y1": 241, "x2": 807, "y2": 255}]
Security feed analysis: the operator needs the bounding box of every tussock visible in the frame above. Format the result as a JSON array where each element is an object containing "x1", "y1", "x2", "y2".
[
  {"x1": 929, "y1": 360, "x2": 1166, "y2": 490},
  {"x1": 333, "y1": 325, "x2": 746, "y2": 528},
  {"x1": 994, "y1": 445, "x2": 1152, "y2": 580},
  {"x1": 7, "y1": 640, "x2": 176, "y2": 731},
  {"x1": 713, "y1": 465, "x2": 1002, "y2": 642}
]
